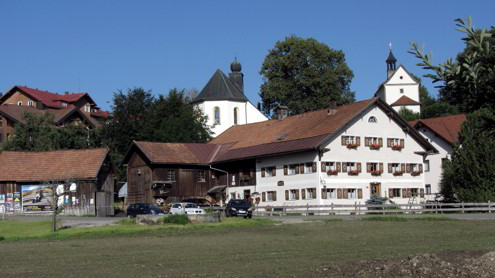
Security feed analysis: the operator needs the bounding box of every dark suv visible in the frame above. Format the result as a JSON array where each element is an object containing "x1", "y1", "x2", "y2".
[
  {"x1": 225, "y1": 199, "x2": 253, "y2": 218},
  {"x1": 127, "y1": 203, "x2": 165, "y2": 218}
]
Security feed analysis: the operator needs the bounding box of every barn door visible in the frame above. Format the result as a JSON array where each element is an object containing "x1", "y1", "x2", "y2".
[{"x1": 180, "y1": 170, "x2": 194, "y2": 197}]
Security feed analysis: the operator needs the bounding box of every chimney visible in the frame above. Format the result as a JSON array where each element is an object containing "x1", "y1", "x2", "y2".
[
  {"x1": 64, "y1": 91, "x2": 69, "y2": 95},
  {"x1": 328, "y1": 101, "x2": 337, "y2": 115},
  {"x1": 257, "y1": 102, "x2": 261, "y2": 111},
  {"x1": 275, "y1": 105, "x2": 288, "y2": 120}
]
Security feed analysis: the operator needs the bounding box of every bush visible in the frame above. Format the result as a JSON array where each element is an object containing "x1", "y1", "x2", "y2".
[{"x1": 161, "y1": 214, "x2": 190, "y2": 225}]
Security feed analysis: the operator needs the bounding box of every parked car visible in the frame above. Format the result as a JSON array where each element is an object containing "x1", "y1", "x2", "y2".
[
  {"x1": 127, "y1": 203, "x2": 165, "y2": 218},
  {"x1": 170, "y1": 202, "x2": 206, "y2": 215},
  {"x1": 225, "y1": 199, "x2": 253, "y2": 218},
  {"x1": 181, "y1": 198, "x2": 216, "y2": 208}
]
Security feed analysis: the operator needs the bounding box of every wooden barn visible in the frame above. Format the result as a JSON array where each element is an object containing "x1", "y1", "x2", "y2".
[{"x1": 0, "y1": 148, "x2": 114, "y2": 216}]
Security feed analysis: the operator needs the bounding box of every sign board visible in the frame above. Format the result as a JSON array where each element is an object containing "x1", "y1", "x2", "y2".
[
  {"x1": 0, "y1": 204, "x2": 5, "y2": 214},
  {"x1": 0, "y1": 194, "x2": 5, "y2": 204},
  {"x1": 21, "y1": 185, "x2": 54, "y2": 212},
  {"x1": 277, "y1": 181, "x2": 284, "y2": 186}
]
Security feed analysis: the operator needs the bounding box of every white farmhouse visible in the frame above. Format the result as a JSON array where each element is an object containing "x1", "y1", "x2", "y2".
[
  {"x1": 192, "y1": 60, "x2": 268, "y2": 137},
  {"x1": 375, "y1": 50, "x2": 421, "y2": 114},
  {"x1": 409, "y1": 114, "x2": 467, "y2": 200}
]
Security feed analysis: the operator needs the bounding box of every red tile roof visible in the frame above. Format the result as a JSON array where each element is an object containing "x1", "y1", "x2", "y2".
[
  {"x1": 409, "y1": 114, "x2": 467, "y2": 144},
  {"x1": 132, "y1": 141, "x2": 221, "y2": 164},
  {"x1": 390, "y1": 95, "x2": 420, "y2": 106},
  {"x1": 0, "y1": 148, "x2": 109, "y2": 182},
  {"x1": 0, "y1": 105, "x2": 101, "y2": 127}
]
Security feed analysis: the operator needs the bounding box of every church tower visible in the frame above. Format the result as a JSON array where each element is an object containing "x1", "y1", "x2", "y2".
[{"x1": 374, "y1": 45, "x2": 421, "y2": 114}]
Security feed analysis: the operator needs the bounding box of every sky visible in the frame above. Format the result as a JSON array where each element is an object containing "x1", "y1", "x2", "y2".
[{"x1": 0, "y1": 1, "x2": 493, "y2": 112}]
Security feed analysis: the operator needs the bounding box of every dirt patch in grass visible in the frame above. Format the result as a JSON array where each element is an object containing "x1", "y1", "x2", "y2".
[{"x1": 317, "y1": 250, "x2": 495, "y2": 278}]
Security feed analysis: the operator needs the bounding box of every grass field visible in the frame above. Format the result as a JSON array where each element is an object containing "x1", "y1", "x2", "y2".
[{"x1": 1, "y1": 218, "x2": 495, "y2": 277}]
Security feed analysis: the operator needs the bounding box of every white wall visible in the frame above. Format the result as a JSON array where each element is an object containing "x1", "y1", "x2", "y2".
[
  {"x1": 196, "y1": 100, "x2": 267, "y2": 137},
  {"x1": 384, "y1": 67, "x2": 421, "y2": 113},
  {"x1": 227, "y1": 103, "x2": 431, "y2": 207},
  {"x1": 417, "y1": 128, "x2": 452, "y2": 200},
  {"x1": 392, "y1": 104, "x2": 421, "y2": 114}
]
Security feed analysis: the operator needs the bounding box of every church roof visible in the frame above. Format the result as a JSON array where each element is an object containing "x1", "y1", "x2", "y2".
[
  {"x1": 390, "y1": 95, "x2": 421, "y2": 106},
  {"x1": 192, "y1": 69, "x2": 248, "y2": 103},
  {"x1": 386, "y1": 50, "x2": 397, "y2": 62}
]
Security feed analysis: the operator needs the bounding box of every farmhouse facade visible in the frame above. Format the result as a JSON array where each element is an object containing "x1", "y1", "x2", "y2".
[
  {"x1": 409, "y1": 114, "x2": 467, "y2": 200},
  {"x1": 0, "y1": 148, "x2": 114, "y2": 216},
  {"x1": 0, "y1": 85, "x2": 108, "y2": 144},
  {"x1": 124, "y1": 98, "x2": 437, "y2": 207}
]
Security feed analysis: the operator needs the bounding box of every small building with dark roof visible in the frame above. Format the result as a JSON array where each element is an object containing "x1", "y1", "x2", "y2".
[{"x1": 192, "y1": 60, "x2": 267, "y2": 137}]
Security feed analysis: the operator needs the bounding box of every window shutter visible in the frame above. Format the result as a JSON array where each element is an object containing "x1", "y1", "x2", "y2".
[
  {"x1": 272, "y1": 168, "x2": 276, "y2": 176},
  {"x1": 342, "y1": 162, "x2": 348, "y2": 172},
  {"x1": 387, "y1": 138, "x2": 392, "y2": 147},
  {"x1": 343, "y1": 189, "x2": 349, "y2": 199},
  {"x1": 337, "y1": 188, "x2": 343, "y2": 199},
  {"x1": 336, "y1": 162, "x2": 341, "y2": 172},
  {"x1": 302, "y1": 189, "x2": 306, "y2": 200},
  {"x1": 295, "y1": 165, "x2": 300, "y2": 174},
  {"x1": 364, "y1": 137, "x2": 369, "y2": 147},
  {"x1": 357, "y1": 162, "x2": 362, "y2": 173},
  {"x1": 312, "y1": 162, "x2": 317, "y2": 173},
  {"x1": 262, "y1": 192, "x2": 266, "y2": 202},
  {"x1": 367, "y1": 163, "x2": 371, "y2": 173},
  {"x1": 389, "y1": 188, "x2": 393, "y2": 198},
  {"x1": 356, "y1": 136, "x2": 361, "y2": 146},
  {"x1": 296, "y1": 190, "x2": 300, "y2": 200},
  {"x1": 273, "y1": 191, "x2": 277, "y2": 201},
  {"x1": 420, "y1": 189, "x2": 425, "y2": 198},
  {"x1": 321, "y1": 188, "x2": 327, "y2": 199},
  {"x1": 400, "y1": 139, "x2": 404, "y2": 147},
  {"x1": 300, "y1": 164, "x2": 304, "y2": 174},
  {"x1": 341, "y1": 136, "x2": 346, "y2": 146},
  {"x1": 402, "y1": 188, "x2": 407, "y2": 198},
  {"x1": 358, "y1": 189, "x2": 363, "y2": 199},
  {"x1": 284, "y1": 165, "x2": 288, "y2": 175},
  {"x1": 378, "y1": 138, "x2": 383, "y2": 147},
  {"x1": 406, "y1": 164, "x2": 411, "y2": 173},
  {"x1": 419, "y1": 164, "x2": 423, "y2": 173},
  {"x1": 379, "y1": 163, "x2": 384, "y2": 173},
  {"x1": 261, "y1": 168, "x2": 265, "y2": 177},
  {"x1": 388, "y1": 163, "x2": 392, "y2": 173},
  {"x1": 401, "y1": 163, "x2": 405, "y2": 172},
  {"x1": 321, "y1": 162, "x2": 326, "y2": 172},
  {"x1": 285, "y1": 190, "x2": 289, "y2": 200}
]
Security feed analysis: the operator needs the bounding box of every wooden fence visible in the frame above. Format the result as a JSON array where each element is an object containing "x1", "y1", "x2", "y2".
[{"x1": 251, "y1": 202, "x2": 494, "y2": 216}]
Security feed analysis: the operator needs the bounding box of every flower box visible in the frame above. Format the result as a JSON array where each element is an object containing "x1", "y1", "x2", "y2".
[
  {"x1": 411, "y1": 171, "x2": 421, "y2": 176},
  {"x1": 370, "y1": 144, "x2": 381, "y2": 150},
  {"x1": 327, "y1": 170, "x2": 339, "y2": 176},
  {"x1": 392, "y1": 145, "x2": 404, "y2": 150},
  {"x1": 371, "y1": 170, "x2": 382, "y2": 176},
  {"x1": 348, "y1": 170, "x2": 359, "y2": 176},
  {"x1": 346, "y1": 143, "x2": 358, "y2": 149},
  {"x1": 393, "y1": 171, "x2": 404, "y2": 176}
]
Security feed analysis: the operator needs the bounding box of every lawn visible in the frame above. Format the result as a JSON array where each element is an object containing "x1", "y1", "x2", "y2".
[{"x1": 1, "y1": 218, "x2": 495, "y2": 277}]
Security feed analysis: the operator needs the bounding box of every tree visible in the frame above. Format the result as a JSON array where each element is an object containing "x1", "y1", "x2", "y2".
[
  {"x1": 409, "y1": 17, "x2": 494, "y2": 113},
  {"x1": 398, "y1": 107, "x2": 420, "y2": 121},
  {"x1": 440, "y1": 108, "x2": 495, "y2": 202},
  {"x1": 259, "y1": 35, "x2": 355, "y2": 116}
]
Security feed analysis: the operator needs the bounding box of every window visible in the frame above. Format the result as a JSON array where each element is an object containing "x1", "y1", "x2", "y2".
[
  {"x1": 288, "y1": 164, "x2": 297, "y2": 175},
  {"x1": 324, "y1": 188, "x2": 336, "y2": 199},
  {"x1": 233, "y1": 108, "x2": 238, "y2": 125},
  {"x1": 84, "y1": 105, "x2": 91, "y2": 112},
  {"x1": 231, "y1": 175, "x2": 236, "y2": 186},
  {"x1": 389, "y1": 188, "x2": 401, "y2": 198},
  {"x1": 305, "y1": 188, "x2": 316, "y2": 199},
  {"x1": 424, "y1": 160, "x2": 430, "y2": 172},
  {"x1": 17, "y1": 101, "x2": 22, "y2": 106},
  {"x1": 264, "y1": 166, "x2": 276, "y2": 177},
  {"x1": 289, "y1": 189, "x2": 298, "y2": 200},
  {"x1": 368, "y1": 162, "x2": 379, "y2": 172},
  {"x1": 343, "y1": 136, "x2": 356, "y2": 144},
  {"x1": 214, "y1": 107, "x2": 220, "y2": 125},
  {"x1": 346, "y1": 162, "x2": 356, "y2": 171},
  {"x1": 28, "y1": 101, "x2": 33, "y2": 106},
  {"x1": 197, "y1": 171, "x2": 206, "y2": 182},
  {"x1": 400, "y1": 88, "x2": 404, "y2": 93},
  {"x1": 167, "y1": 170, "x2": 175, "y2": 182},
  {"x1": 61, "y1": 101, "x2": 67, "y2": 107},
  {"x1": 411, "y1": 188, "x2": 419, "y2": 197},
  {"x1": 425, "y1": 184, "x2": 431, "y2": 195},
  {"x1": 266, "y1": 191, "x2": 277, "y2": 202},
  {"x1": 304, "y1": 163, "x2": 312, "y2": 174},
  {"x1": 411, "y1": 164, "x2": 418, "y2": 172},
  {"x1": 368, "y1": 116, "x2": 377, "y2": 123},
  {"x1": 365, "y1": 137, "x2": 381, "y2": 147},
  {"x1": 347, "y1": 189, "x2": 357, "y2": 199},
  {"x1": 230, "y1": 193, "x2": 236, "y2": 200}
]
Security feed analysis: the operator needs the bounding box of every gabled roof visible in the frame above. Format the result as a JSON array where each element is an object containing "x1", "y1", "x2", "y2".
[
  {"x1": 192, "y1": 69, "x2": 248, "y2": 103},
  {"x1": 386, "y1": 50, "x2": 397, "y2": 63},
  {"x1": 0, "y1": 148, "x2": 110, "y2": 182},
  {"x1": 374, "y1": 65, "x2": 420, "y2": 97},
  {"x1": 0, "y1": 105, "x2": 45, "y2": 124},
  {"x1": 390, "y1": 95, "x2": 421, "y2": 106},
  {"x1": 0, "y1": 86, "x2": 96, "y2": 109},
  {"x1": 409, "y1": 114, "x2": 467, "y2": 144}
]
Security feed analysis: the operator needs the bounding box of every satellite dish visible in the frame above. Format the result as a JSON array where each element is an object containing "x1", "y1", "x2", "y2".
[{"x1": 69, "y1": 183, "x2": 77, "y2": 192}]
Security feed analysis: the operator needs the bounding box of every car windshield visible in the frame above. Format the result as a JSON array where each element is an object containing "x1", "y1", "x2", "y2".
[
  {"x1": 185, "y1": 204, "x2": 199, "y2": 208},
  {"x1": 232, "y1": 200, "x2": 249, "y2": 206},
  {"x1": 146, "y1": 204, "x2": 160, "y2": 210}
]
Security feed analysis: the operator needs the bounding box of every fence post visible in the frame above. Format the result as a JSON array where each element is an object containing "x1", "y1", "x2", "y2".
[
  {"x1": 462, "y1": 202, "x2": 465, "y2": 214},
  {"x1": 331, "y1": 202, "x2": 334, "y2": 214},
  {"x1": 306, "y1": 203, "x2": 309, "y2": 216},
  {"x1": 489, "y1": 201, "x2": 491, "y2": 214},
  {"x1": 354, "y1": 202, "x2": 357, "y2": 215}
]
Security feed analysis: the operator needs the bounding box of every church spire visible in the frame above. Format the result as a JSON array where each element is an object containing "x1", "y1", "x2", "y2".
[{"x1": 386, "y1": 43, "x2": 397, "y2": 78}]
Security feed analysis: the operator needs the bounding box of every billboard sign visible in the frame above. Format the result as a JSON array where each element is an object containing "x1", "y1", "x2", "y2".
[{"x1": 21, "y1": 185, "x2": 54, "y2": 212}]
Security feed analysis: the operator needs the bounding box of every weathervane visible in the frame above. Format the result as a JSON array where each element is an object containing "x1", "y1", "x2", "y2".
[{"x1": 389, "y1": 42, "x2": 392, "y2": 50}]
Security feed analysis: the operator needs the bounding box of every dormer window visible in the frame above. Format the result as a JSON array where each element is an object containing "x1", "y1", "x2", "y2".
[
  {"x1": 61, "y1": 102, "x2": 68, "y2": 107},
  {"x1": 17, "y1": 101, "x2": 22, "y2": 106},
  {"x1": 28, "y1": 101, "x2": 33, "y2": 106},
  {"x1": 84, "y1": 105, "x2": 91, "y2": 112},
  {"x1": 214, "y1": 107, "x2": 220, "y2": 125}
]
